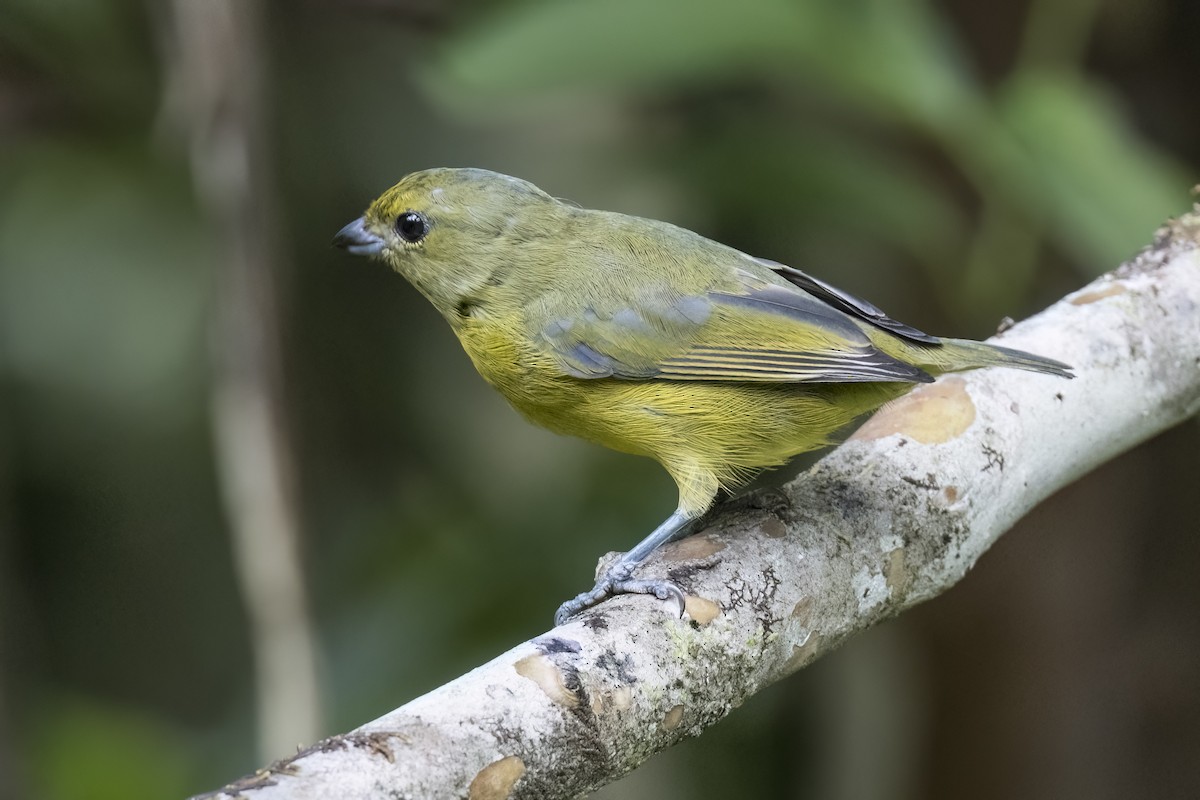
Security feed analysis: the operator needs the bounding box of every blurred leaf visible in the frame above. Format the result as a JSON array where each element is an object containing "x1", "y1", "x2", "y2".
[
  {"x1": 0, "y1": 140, "x2": 211, "y2": 424},
  {"x1": 680, "y1": 124, "x2": 965, "y2": 267},
  {"x1": 432, "y1": 0, "x2": 978, "y2": 130},
  {"x1": 786, "y1": 0, "x2": 980, "y2": 131},
  {"x1": 434, "y1": 0, "x2": 807, "y2": 98},
  {"x1": 30, "y1": 697, "x2": 193, "y2": 800},
  {"x1": 998, "y1": 71, "x2": 1187, "y2": 269}
]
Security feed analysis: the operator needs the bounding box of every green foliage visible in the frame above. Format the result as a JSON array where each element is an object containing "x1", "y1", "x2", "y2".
[
  {"x1": 0, "y1": 141, "x2": 210, "y2": 420},
  {"x1": 29, "y1": 698, "x2": 193, "y2": 800},
  {"x1": 435, "y1": 0, "x2": 976, "y2": 128},
  {"x1": 998, "y1": 71, "x2": 1185, "y2": 268}
]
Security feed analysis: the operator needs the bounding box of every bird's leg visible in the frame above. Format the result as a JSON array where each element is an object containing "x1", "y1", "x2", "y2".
[{"x1": 554, "y1": 509, "x2": 701, "y2": 626}]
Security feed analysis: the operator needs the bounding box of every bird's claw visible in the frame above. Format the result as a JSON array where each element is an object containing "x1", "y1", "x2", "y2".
[
  {"x1": 615, "y1": 578, "x2": 687, "y2": 619},
  {"x1": 554, "y1": 570, "x2": 686, "y2": 626}
]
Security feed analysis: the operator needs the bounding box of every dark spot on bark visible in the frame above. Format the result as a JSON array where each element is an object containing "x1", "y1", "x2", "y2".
[
  {"x1": 582, "y1": 614, "x2": 609, "y2": 631},
  {"x1": 819, "y1": 478, "x2": 872, "y2": 523},
  {"x1": 901, "y1": 473, "x2": 940, "y2": 490},
  {"x1": 596, "y1": 651, "x2": 638, "y2": 684},
  {"x1": 726, "y1": 566, "x2": 783, "y2": 643},
  {"x1": 534, "y1": 636, "x2": 582, "y2": 656},
  {"x1": 558, "y1": 661, "x2": 582, "y2": 695},
  {"x1": 313, "y1": 731, "x2": 404, "y2": 760},
  {"x1": 666, "y1": 559, "x2": 718, "y2": 591},
  {"x1": 343, "y1": 731, "x2": 398, "y2": 762},
  {"x1": 981, "y1": 444, "x2": 1005, "y2": 472},
  {"x1": 488, "y1": 723, "x2": 526, "y2": 751}
]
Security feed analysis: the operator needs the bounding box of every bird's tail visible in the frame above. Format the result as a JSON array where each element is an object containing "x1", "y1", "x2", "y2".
[{"x1": 934, "y1": 338, "x2": 1074, "y2": 379}]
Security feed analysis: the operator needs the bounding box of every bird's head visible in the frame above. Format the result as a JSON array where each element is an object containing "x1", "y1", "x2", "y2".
[{"x1": 333, "y1": 168, "x2": 562, "y2": 316}]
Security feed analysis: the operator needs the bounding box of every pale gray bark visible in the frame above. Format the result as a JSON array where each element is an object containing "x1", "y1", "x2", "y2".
[{"x1": 193, "y1": 213, "x2": 1200, "y2": 800}]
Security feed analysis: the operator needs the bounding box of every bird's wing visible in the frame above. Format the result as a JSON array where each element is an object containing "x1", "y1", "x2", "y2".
[{"x1": 533, "y1": 268, "x2": 934, "y2": 384}]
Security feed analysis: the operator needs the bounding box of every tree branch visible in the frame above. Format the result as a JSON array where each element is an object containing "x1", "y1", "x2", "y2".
[{"x1": 193, "y1": 212, "x2": 1200, "y2": 800}]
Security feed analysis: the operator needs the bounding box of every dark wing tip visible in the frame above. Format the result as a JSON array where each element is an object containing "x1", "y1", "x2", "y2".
[{"x1": 759, "y1": 258, "x2": 942, "y2": 346}]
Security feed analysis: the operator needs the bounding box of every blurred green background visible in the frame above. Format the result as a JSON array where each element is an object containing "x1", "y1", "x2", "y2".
[{"x1": 2, "y1": 0, "x2": 1199, "y2": 797}]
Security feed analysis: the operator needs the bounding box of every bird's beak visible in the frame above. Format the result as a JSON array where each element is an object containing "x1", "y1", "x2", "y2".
[{"x1": 332, "y1": 217, "x2": 385, "y2": 256}]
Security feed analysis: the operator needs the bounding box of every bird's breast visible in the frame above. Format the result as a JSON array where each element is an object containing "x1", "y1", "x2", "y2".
[{"x1": 454, "y1": 314, "x2": 567, "y2": 408}]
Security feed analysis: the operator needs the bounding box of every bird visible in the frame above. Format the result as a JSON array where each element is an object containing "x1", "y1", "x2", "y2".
[{"x1": 334, "y1": 167, "x2": 1072, "y2": 625}]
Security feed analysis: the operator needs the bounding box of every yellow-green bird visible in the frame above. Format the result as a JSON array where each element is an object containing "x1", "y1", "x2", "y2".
[{"x1": 334, "y1": 168, "x2": 1072, "y2": 625}]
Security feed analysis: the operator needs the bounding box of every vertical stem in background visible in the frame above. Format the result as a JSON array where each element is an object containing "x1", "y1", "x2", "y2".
[
  {"x1": 0, "y1": 391, "x2": 24, "y2": 800},
  {"x1": 959, "y1": 188, "x2": 1043, "y2": 325},
  {"x1": 164, "y1": 0, "x2": 322, "y2": 758},
  {"x1": 935, "y1": 113, "x2": 1046, "y2": 327}
]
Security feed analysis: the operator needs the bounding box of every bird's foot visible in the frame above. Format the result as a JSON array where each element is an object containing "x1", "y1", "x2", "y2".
[{"x1": 554, "y1": 563, "x2": 686, "y2": 626}]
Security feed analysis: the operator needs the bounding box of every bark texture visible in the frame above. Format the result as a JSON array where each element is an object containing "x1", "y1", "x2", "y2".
[{"x1": 194, "y1": 212, "x2": 1200, "y2": 800}]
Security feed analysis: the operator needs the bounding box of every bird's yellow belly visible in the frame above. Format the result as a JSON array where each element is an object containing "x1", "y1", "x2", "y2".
[{"x1": 457, "y1": 320, "x2": 909, "y2": 510}]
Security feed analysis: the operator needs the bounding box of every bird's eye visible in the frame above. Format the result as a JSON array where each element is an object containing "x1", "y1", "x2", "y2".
[{"x1": 395, "y1": 211, "x2": 428, "y2": 243}]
